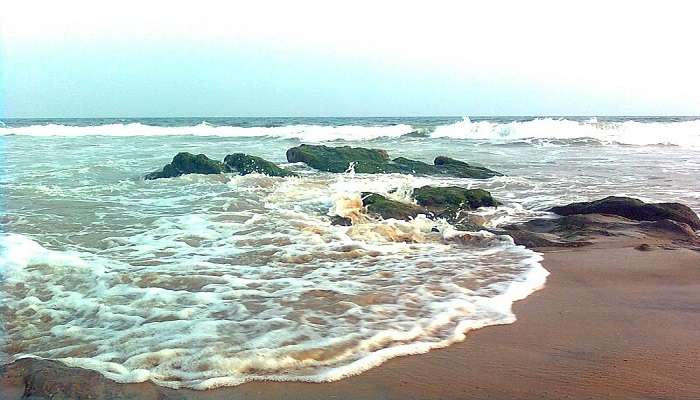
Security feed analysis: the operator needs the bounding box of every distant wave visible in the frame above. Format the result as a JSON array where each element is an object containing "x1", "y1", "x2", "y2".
[
  {"x1": 2, "y1": 118, "x2": 700, "y2": 147},
  {"x1": 0, "y1": 122, "x2": 415, "y2": 142},
  {"x1": 431, "y1": 117, "x2": 700, "y2": 147}
]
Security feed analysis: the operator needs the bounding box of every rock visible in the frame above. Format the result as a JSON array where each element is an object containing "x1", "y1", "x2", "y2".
[
  {"x1": 361, "y1": 192, "x2": 428, "y2": 221},
  {"x1": 357, "y1": 186, "x2": 499, "y2": 227},
  {"x1": 550, "y1": 196, "x2": 700, "y2": 230},
  {"x1": 285, "y1": 144, "x2": 502, "y2": 178},
  {"x1": 1, "y1": 358, "x2": 162, "y2": 400},
  {"x1": 635, "y1": 243, "x2": 653, "y2": 251},
  {"x1": 433, "y1": 156, "x2": 503, "y2": 179},
  {"x1": 639, "y1": 219, "x2": 698, "y2": 240},
  {"x1": 145, "y1": 152, "x2": 224, "y2": 180},
  {"x1": 330, "y1": 215, "x2": 353, "y2": 226},
  {"x1": 286, "y1": 144, "x2": 390, "y2": 173},
  {"x1": 492, "y1": 226, "x2": 586, "y2": 248},
  {"x1": 413, "y1": 186, "x2": 500, "y2": 209},
  {"x1": 223, "y1": 153, "x2": 297, "y2": 177}
]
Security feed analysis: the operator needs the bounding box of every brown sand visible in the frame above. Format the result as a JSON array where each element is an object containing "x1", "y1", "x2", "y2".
[{"x1": 2, "y1": 239, "x2": 700, "y2": 399}]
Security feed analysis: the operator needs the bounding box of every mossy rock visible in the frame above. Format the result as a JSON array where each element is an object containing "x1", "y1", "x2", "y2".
[
  {"x1": 286, "y1": 144, "x2": 390, "y2": 173},
  {"x1": 413, "y1": 186, "x2": 500, "y2": 210},
  {"x1": 433, "y1": 156, "x2": 503, "y2": 179},
  {"x1": 145, "y1": 152, "x2": 224, "y2": 180},
  {"x1": 286, "y1": 144, "x2": 502, "y2": 179},
  {"x1": 223, "y1": 153, "x2": 297, "y2": 177},
  {"x1": 361, "y1": 192, "x2": 428, "y2": 220}
]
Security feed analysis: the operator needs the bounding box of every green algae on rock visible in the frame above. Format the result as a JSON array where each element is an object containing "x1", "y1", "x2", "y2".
[
  {"x1": 413, "y1": 186, "x2": 501, "y2": 209},
  {"x1": 286, "y1": 144, "x2": 502, "y2": 178},
  {"x1": 145, "y1": 152, "x2": 224, "y2": 180},
  {"x1": 223, "y1": 153, "x2": 298, "y2": 177}
]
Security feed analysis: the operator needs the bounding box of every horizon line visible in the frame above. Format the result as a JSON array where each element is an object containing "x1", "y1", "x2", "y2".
[{"x1": 3, "y1": 114, "x2": 700, "y2": 120}]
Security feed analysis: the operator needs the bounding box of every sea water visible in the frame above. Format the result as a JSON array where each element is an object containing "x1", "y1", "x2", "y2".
[{"x1": 0, "y1": 116, "x2": 698, "y2": 388}]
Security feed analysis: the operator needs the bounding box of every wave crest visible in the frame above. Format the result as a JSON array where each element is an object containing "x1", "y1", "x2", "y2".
[
  {"x1": 431, "y1": 117, "x2": 700, "y2": 147},
  {"x1": 0, "y1": 122, "x2": 415, "y2": 142}
]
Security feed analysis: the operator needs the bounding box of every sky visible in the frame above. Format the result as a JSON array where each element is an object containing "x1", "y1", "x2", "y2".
[{"x1": 1, "y1": 0, "x2": 700, "y2": 118}]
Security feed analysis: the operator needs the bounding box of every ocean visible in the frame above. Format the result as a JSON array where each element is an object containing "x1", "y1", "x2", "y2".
[{"x1": 1, "y1": 116, "x2": 699, "y2": 389}]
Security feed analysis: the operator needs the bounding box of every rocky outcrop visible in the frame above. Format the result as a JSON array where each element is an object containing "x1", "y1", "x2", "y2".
[
  {"x1": 286, "y1": 144, "x2": 502, "y2": 178},
  {"x1": 361, "y1": 192, "x2": 429, "y2": 221},
  {"x1": 334, "y1": 186, "x2": 499, "y2": 231},
  {"x1": 550, "y1": 196, "x2": 700, "y2": 230},
  {"x1": 413, "y1": 186, "x2": 500, "y2": 209},
  {"x1": 286, "y1": 144, "x2": 390, "y2": 173},
  {"x1": 145, "y1": 152, "x2": 224, "y2": 180},
  {"x1": 433, "y1": 156, "x2": 504, "y2": 179},
  {"x1": 223, "y1": 153, "x2": 297, "y2": 177},
  {"x1": 497, "y1": 213, "x2": 700, "y2": 249}
]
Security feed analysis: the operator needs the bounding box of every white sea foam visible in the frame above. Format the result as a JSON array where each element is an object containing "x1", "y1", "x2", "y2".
[
  {"x1": 431, "y1": 117, "x2": 700, "y2": 147},
  {"x1": 3, "y1": 118, "x2": 699, "y2": 147},
  {"x1": 0, "y1": 171, "x2": 548, "y2": 389},
  {"x1": 0, "y1": 122, "x2": 415, "y2": 142}
]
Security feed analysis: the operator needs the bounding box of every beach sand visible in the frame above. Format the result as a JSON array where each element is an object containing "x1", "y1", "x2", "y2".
[{"x1": 2, "y1": 237, "x2": 700, "y2": 399}]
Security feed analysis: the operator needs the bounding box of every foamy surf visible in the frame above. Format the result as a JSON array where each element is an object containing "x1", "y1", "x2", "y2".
[
  {"x1": 431, "y1": 117, "x2": 700, "y2": 147},
  {"x1": 0, "y1": 170, "x2": 548, "y2": 389},
  {"x1": 0, "y1": 122, "x2": 415, "y2": 142},
  {"x1": 2, "y1": 117, "x2": 700, "y2": 147}
]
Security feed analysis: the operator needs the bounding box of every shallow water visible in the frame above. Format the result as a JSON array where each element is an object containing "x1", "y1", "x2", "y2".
[{"x1": 1, "y1": 116, "x2": 699, "y2": 388}]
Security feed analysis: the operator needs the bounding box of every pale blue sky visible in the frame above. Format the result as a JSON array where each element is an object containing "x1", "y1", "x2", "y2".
[{"x1": 2, "y1": 1, "x2": 700, "y2": 118}]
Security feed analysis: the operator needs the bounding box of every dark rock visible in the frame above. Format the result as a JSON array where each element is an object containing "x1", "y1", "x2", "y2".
[
  {"x1": 492, "y1": 226, "x2": 587, "y2": 248},
  {"x1": 223, "y1": 153, "x2": 297, "y2": 177},
  {"x1": 433, "y1": 156, "x2": 503, "y2": 179},
  {"x1": 330, "y1": 215, "x2": 353, "y2": 226},
  {"x1": 639, "y1": 219, "x2": 698, "y2": 239},
  {"x1": 358, "y1": 186, "x2": 499, "y2": 229},
  {"x1": 635, "y1": 243, "x2": 653, "y2": 251},
  {"x1": 361, "y1": 192, "x2": 428, "y2": 221},
  {"x1": 413, "y1": 186, "x2": 500, "y2": 209},
  {"x1": 1, "y1": 358, "x2": 161, "y2": 400},
  {"x1": 550, "y1": 196, "x2": 700, "y2": 230},
  {"x1": 496, "y1": 214, "x2": 635, "y2": 248},
  {"x1": 286, "y1": 144, "x2": 390, "y2": 173},
  {"x1": 285, "y1": 144, "x2": 502, "y2": 178},
  {"x1": 145, "y1": 152, "x2": 224, "y2": 180}
]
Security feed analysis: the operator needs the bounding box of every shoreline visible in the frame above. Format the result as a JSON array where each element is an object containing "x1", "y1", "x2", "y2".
[{"x1": 3, "y1": 235, "x2": 700, "y2": 399}]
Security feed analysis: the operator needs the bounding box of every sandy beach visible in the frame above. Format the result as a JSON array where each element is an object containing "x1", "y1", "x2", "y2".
[{"x1": 3, "y1": 232, "x2": 699, "y2": 400}]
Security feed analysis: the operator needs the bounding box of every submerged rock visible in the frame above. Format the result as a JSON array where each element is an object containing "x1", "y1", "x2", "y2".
[
  {"x1": 361, "y1": 192, "x2": 428, "y2": 221},
  {"x1": 145, "y1": 152, "x2": 224, "y2": 180},
  {"x1": 223, "y1": 153, "x2": 297, "y2": 177},
  {"x1": 335, "y1": 186, "x2": 499, "y2": 229},
  {"x1": 433, "y1": 156, "x2": 504, "y2": 179},
  {"x1": 329, "y1": 215, "x2": 353, "y2": 226},
  {"x1": 550, "y1": 196, "x2": 700, "y2": 230},
  {"x1": 286, "y1": 144, "x2": 501, "y2": 178},
  {"x1": 413, "y1": 186, "x2": 501, "y2": 209}
]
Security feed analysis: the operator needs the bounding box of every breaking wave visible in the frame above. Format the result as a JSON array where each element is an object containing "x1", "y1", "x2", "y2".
[
  {"x1": 431, "y1": 117, "x2": 700, "y2": 147},
  {"x1": 0, "y1": 122, "x2": 415, "y2": 142},
  {"x1": 2, "y1": 117, "x2": 699, "y2": 147}
]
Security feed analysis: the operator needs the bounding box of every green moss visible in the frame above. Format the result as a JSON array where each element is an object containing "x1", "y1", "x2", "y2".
[
  {"x1": 433, "y1": 156, "x2": 503, "y2": 179},
  {"x1": 286, "y1": 144, "x2": 389, "y2": 173},
  {"x1": 362, "y1": 192, "x2": 427, "y2": 220},
  {"x1": 223, "y1": 153, "x2": 297, "y2": 177},
  {"x1": 145, "y1": 152, "x2": 224, "y2": 180},
  {"x1": 413, "y1": 186, "x2": 500, "y2": 209},
  {"x1": 285, "y1": 144, "x2": 502, "y2": 179}
]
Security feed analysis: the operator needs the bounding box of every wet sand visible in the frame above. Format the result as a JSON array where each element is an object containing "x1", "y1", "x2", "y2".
[{"x1": 3, "y1": 238, "x2": 700, "y2": 399}]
